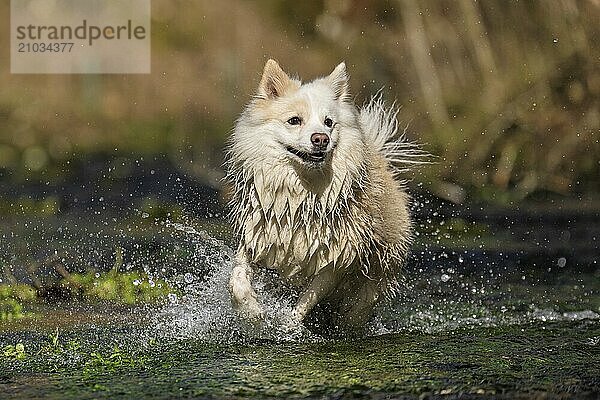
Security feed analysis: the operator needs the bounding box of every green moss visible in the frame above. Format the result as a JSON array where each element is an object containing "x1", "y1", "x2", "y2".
[
  {"x1": 1, "y1": 268, "x2": 173, "y2": 313},
  {"x1": 2, "y1": 343, "x2": 26, "y2": 360},
  {"x1": 0, "y1": 284, "x2": 37, "y2": 302},
  {"x1": 0, "y1": 284, "x2": 37, "y2": 321},
  {"x1": 83, "y1": 345, "x2": 146, "y2": 378},
  {"x1": 65, "y1": 270, "x2": 173, "y2": 305},
  {"x1": 0, "y1": 298, "x2": 24, "y2": 321},
  {"x1": 1, "y1": 321, "x2": 598, "y2": 398}
]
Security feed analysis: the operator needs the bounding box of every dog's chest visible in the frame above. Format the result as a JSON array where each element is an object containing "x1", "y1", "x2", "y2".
[{"x1": 239, "y1": 170, "x2": 365, "y2": 285}]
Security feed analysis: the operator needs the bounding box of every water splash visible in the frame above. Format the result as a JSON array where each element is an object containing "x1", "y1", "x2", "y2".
[
  {"x1": 152, "y1": 223, "x2": 314, "y2": 343},
  {"x1": 141, "y1": 222, "x2": 599, "y2": 343}
]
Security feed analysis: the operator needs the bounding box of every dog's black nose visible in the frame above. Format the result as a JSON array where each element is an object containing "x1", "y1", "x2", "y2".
[{"x1": 311, "y1": 133, "x2": 330, "y2": 149}]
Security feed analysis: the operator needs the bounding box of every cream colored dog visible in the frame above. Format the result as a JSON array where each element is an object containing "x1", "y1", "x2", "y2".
[{"x1": 226, "y1": 60, "x2": 416, "y2": 329}]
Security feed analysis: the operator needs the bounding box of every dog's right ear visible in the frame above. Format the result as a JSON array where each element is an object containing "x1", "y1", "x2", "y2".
[
  {"x1": 327, "y1": 62, "x2": 349, "y2": 101},
  {"x1": 257, "y1": 59, "x2": 292, "y2": 99}
]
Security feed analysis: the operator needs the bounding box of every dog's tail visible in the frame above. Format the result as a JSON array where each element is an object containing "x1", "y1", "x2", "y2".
[{"x1": 359, "y1": 93, "x2": 430, "y2": 175}]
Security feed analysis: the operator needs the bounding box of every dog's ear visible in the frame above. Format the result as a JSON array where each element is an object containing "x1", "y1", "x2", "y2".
[
  {"x1": 327, "y1": 62, "x2": 349, "y2": 101},
  {"x1": 257, "y1": 59, "x2": 292, "y2": 99}
]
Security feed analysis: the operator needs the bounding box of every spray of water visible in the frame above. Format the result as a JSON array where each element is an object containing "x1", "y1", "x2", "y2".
[
  {"x1": 146, "y1": 220, "x2": 598, "y2": 343},
  {"x1": 152, "y1": 223, "x2": 314, "y2": 343}
]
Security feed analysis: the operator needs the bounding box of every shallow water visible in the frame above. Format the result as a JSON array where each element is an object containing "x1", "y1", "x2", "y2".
[
  {"x1": 1, "y1": 319, "x2": 599, "y2": 399},
  {"x1": 1, "y1": 207, "x2": 599, "y2": 398}
]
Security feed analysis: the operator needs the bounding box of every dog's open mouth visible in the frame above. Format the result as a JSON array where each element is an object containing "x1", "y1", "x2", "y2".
[{"x1": 286, "y1": 146, "x2": 327, "y2": 163}]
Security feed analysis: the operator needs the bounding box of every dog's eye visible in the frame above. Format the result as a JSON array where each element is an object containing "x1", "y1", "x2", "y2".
[
  {"x1": 287, "y1": 116, "x2": 302, "y2": 126},
  {"x1": 324, "y1": 117, "x2": 334, "y2": 128}
]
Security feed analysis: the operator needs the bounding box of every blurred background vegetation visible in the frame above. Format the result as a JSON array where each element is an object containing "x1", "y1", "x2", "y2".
[{"x1": 0, "y1": 0, "x2": 598, "y2": 205}]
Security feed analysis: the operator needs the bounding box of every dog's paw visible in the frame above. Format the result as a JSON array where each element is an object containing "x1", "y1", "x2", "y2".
[
  {"x1": 230, "y1": 287, "x2": 265, "y2": 323},
  {"x1": 238, "y1": 297, "x2": 265, "y2": 324},
  {"x1": 229, "y1": 272, "x2": 265, "y2": 323}
]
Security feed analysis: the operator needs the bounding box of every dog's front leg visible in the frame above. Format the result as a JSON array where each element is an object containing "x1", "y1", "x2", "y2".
[
  {"x1": 228, "y1": 251, "x2": 264, "y2": 323},
  {"x1": 292, "y1": 264, "x2": 339, "y2": 322}
]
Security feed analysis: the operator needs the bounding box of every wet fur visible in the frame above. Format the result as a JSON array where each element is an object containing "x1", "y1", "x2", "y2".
[{"x1": 226, "y1": 60, "x2": 414, "y2": 329}]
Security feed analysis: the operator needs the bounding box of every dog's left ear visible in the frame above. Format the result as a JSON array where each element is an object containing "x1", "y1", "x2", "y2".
[{"x1": 327, "y1": 62, "x2": 349, "y2": 101}]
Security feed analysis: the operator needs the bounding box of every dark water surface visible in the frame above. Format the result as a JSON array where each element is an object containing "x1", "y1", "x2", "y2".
[
  {"x1": 1, "y1": 199, "x2": 599, "y2": 399},
  {"x1": 1, "y1": 319, "x2": 598, "y2": 399}
]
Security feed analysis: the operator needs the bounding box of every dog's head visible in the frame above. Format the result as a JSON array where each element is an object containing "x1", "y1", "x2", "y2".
[{"x1": 234, "y1": 60, "x2": 357, "y2": 171}]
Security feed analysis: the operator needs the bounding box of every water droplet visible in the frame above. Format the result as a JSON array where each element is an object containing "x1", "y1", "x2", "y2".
[
  {"x1": 141, "y1": 212, "x2": 149, "y2": 218},
  {"x1": 557, "y1": 257, "x2": 567, "y2": 268},
  {"x1": 184, "y1": 273, "x2": 194, "y2": 284}
]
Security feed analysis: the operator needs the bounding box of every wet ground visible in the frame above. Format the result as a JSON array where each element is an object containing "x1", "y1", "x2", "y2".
[
  {"x1": 1, "y1": 319, "x2": 598, "y2": 399},
  {"x1": 0, "y1": 185, "x2": 599, "y2": 398}
]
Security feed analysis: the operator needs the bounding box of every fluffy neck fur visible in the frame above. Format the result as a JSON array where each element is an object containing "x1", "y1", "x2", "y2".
[{"x1": 227, "y1": 105, "x2": 374, "y2": 285}]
